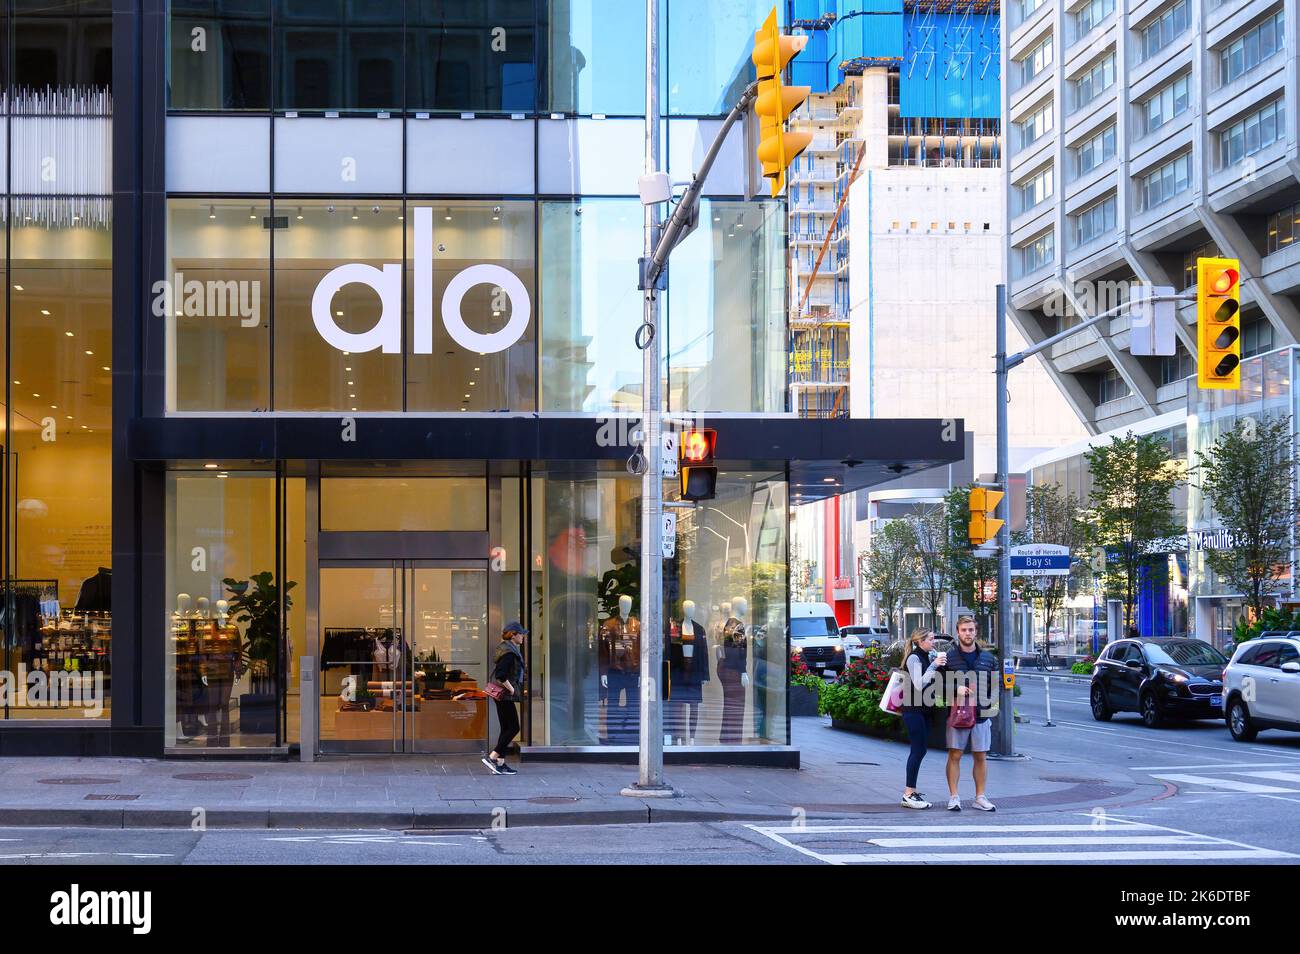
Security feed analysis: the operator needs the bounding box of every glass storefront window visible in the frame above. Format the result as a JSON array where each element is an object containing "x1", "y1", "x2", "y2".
[
  {"x1": 405, "y1": 200, "x2": 536, "y2": 412},
  {"x1": 533, "y1": 466, "x2": 787, "y2": 747},
  {"x1": 665, "y1": 0, "x2": 766, "y2": 116},
  {"x1": 166, "y1": 199, "x2": 272, "y2": 411},
  {"x1": 169, "y1": 0, "x2": 272, "y2": 110},
  {"x1": 668, "y1": 199, "x2": 787, "y2": 413},
  {"x1": 548, "y1": 0, "x2": 645, "y2": 116},
  {"x1": 165, "y1": 471, "x2": 284, "y2": 747},
  {"x1": 407, "y1": 0, "x2": 537, "y2": 113},
  {"x1": 321, "y1": 477, "x2": 486, "y2": 531},
  {"x1": 273, "y1": 200, "x2": 404, "y2": 411},
  {"x1": 539, "y1": 199, "x2": 649, "y2": 413},
  {"x1": 276, "y1": 0, "x2": 403, "y2": 111},
  {"x1": 14, "y1": 1, "x2": 113, "y2": 97},
  {"x1": 5, "y1": 204, "x2": 113, "y2": 721}
]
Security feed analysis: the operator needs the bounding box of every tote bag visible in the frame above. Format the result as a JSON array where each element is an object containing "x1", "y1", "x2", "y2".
[{"x1": 878, "y1": 670, "x2": 906, "y2": 714}]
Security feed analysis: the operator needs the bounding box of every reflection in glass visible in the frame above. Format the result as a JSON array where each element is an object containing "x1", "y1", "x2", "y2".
[
  {"x1": 165, "y1": 472, "x2": 284, "y2": 748},
  {"x1": 170, "y1": 1, "x2": 270, "y2": 109},
  {"x1": 7, "y1": 207, "x2": 113, "y2": 720},
  {"x1": 407, "y1": 0, "x2": 537, "y2": 113},
  {"x1": 166, "y1": 199, "x2": 271, "y2": 410},
  {"x1": 321, "y1": 478, "x2": 486, "y2": 531},
  {"x1": 273, "y1": 201, "x2": 403, "y2": 411},
  {"x1": 276, "y1": 0, "x2": 403, "y2": 111},
  {"x1": 405, "y1": 201, "x2": 536, "y2": 412},
  {"x1": 548, "y1": 0, "x2": 645, "y2": 115},
  {"x1": 665, "y1": 0, "x2": 766, "y2": 116}
]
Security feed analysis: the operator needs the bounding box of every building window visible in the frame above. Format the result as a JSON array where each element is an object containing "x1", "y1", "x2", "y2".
[
  {"x1": 1266, "y1": 204, "x2": 1300, "y2": 254},
  {"x1": 1138, "y1": 152, "x2": 1192, "y2": 212},
  {"x1": 1072, "y1": 52, "x2": 1115, "y2": 111},
  {"x1": 1141, "y1": 74, "x2": 1190, "y2": 136},
  {"x1": 1021, "y1": 35, "x2": 1054, "y2": 85},
  {"x1": 1141, "y1": 0, "x2": 1190, "y2": 62},
  {"x1": 170, "y1": 1, "x2": 271, "y2": 109},
  {"x1": 1159, "y1": 346, "x2": 1195, "y2": 386},
  {"x1": 1099, "y1": 366, "x2": 1130, "y2": 403},
  {"x1": 1219, "y1": 10, "x2": 1285, "y2": 88},
  {"x1": 1218, "y1": 98, "x2": 1285, "y2": 169},
  {"x1": 1075, "y1": 123, "x2": 1116, "y2": 176},
  {"x1": 1072, "y1": 195, "x2": 1116, "y2": 248},
  {"x1": 1182, "y1": 241, "x2": 1221, "y2": 287},
  {"x1": 1016, "y1": 100, "x2": 1054, "y2": 149},
  {"x1": 1020, "y1": 0, "x2": 1048, "y2": 23},
  {"x1": 1241, "y1": 317, "x2": 1275, "y2": 358},
  {"x1": 1018, "y1": 230, "x2": 1055, "y2": 276},
  {"x1": 1016, "y1": 165, "x2": 1054, "y2": 214},
  {"x1": 1076, "y1": 0, "x2": 1115, "y2": 36},
  {"x1": 277, "y1": 0, "x2": 406, "y2": 112},
  {"x1": 548, "y1": 0, "x2": 646, "y2": 115}
]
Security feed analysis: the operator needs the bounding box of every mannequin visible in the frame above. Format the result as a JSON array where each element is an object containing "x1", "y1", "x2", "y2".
[
  {"x1": 668, "y1": 598, "x2": 710, "y2": 744},
  {"x1": 195, "y1": 596, "x2": 211, "y2": 619},
  {"x1": 599, "y1": 593, "x2": 641, "y2": 744},
  {"x1": 175, "y1": 593, "x2": 192, "y2": 618},
  {"x1": 717, "y1": 595, "x2": 750, "y2": 744},
  {"x1": 215, "y1": 599, "x2": 230, "y2": 625}
]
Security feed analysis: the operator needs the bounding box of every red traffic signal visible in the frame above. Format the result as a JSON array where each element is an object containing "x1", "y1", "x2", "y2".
[{"x1": 679, "y1": 428, "x2": 717, "y2": 501}]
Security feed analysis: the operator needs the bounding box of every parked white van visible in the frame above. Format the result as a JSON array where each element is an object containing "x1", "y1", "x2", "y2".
[{"x1": 789, "y1": 601, "x2": 846, "y2": 676}]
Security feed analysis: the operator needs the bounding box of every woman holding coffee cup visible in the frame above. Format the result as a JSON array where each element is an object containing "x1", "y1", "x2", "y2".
[{"x1": 900, "y1": 630, "x2": 944, "y2": 809}]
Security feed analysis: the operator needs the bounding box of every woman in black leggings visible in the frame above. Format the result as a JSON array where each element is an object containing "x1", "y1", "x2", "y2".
[
  {"x1": 483, "y1": 622, "x2": 527, "y2": 776},
  {"x1": 900, "y1": 630, "x2": 943, "y2": 809}
]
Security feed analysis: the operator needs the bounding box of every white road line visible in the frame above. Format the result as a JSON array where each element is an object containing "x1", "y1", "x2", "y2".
[
  {"x1": 753, "y1": 822, "x2": 1144, "y2": 835},
  {"x1": 1151, "y1": 773, "x2": 1300, "y2": 793},
  {"x1": 1049, "y1": 720, "x2": 1300, "y2": 760},
  {"x1": 1239, "y1": 771, "x2": 1300, "y2": 784},
  {"x1": 1131, "y1": 761, "x2": 1297, "y2": 771},
  {"x1": 866, "y1": 835, "x2": 1209, "y2": 847},
  {"x1": 828, "y1": 849, "x2": 1289, "y2": 863}
]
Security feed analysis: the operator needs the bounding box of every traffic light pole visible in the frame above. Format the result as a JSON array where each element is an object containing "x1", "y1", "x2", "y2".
[{"x1": 992, "y1": 284, "x2": 1193, "y2": 757}]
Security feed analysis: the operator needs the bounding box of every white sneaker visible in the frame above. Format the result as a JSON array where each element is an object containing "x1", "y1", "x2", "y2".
[
  {"x1": 900, "y1": 792, "x2": 931, "y2": 810},
  {"x1": 972, "y1": 795, "x2": 996, "y2": 812},
  {"x1": 947, "y1": 796, "x2": 962, "y2": 811}
]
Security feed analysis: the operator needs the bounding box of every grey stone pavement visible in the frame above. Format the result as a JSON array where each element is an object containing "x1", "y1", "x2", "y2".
[{"x1": 0, "y1": 716, "x2": 1162, "y2": 830}]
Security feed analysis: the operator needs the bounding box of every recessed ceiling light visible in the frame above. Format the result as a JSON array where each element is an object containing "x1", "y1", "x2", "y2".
[
  {"x1": 204, "y1": 463, "x2": 218, "y2": 469},
  {"x1": 469, "y1": 381, "x2": 475, "y2": 386},
  {"x1": 349, "y1": 393, "x2": 356, "y2": 398},
  {"x1": 344, "y1": 367, "x2": 352, "y2": 372},
  {"x1": 64, "y1": 331, "x2": 74, "y2": 337},
  {"x1": 40, "y1": 309, "x2": 50, "y2": 316},
  {"x1": 84, "y1": 350, "x2": 93, "y2": 355},
  {"x1": 464, "y1": 393, "x2": 470, "y2": 398},
  {"x1": 249, "y1": 206, "x2": 256, "y2": 220},
  {"x1": 50, "y1": 404, "x2": 57, "y2": 409},
  {"x1": 296, "y1": 207, "x2": 304, "y2": 220},
  {"x1": 101, "y1": 366, "x2": 110, "y2": 371},
  {"x1": 473, "y1": 367, "x2": 480, "y2": 372},
  {"x1": 11, "y1": 380, "x2": 18, "y2": 385},
  {"x1": 347, "y1": 381, "x2": 354, "y2": 386},
  {"x1": 336, "y1": 310, "x2": 343, "y2": 316},
  {"x1": 209, "y1": 205, "x2": 216, "y2": 219},
  {"x1": 351, "y1": 207, "x2": 359, "y2": 220},
  {"x1": 65, "y1": 415, "x2": 72, "y2": 420},
  {"x1": 217, "y1": 473, "x2": 228, "y2": 479},
  {"x1": 351, "y1": 407, "x2": 358, "y2": 411},
  {"x1": 13, "y1": 285, "x2": 22, "y2": 291}
]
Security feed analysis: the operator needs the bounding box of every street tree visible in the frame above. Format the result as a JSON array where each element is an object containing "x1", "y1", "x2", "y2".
[
  {"x1": 1023, "y1": 482, "x2": 1092, "y2": 661},
  {"x1": 860, "y1": 518, "x2": 919, "y2": 637},
  {"x1": 906, "y1": 503, "x2": 949, "y2": 633},
  {"x1": 1194, "y1": 414, "x2": 1299, "y2": 621},
  {"x1": 1084, "y1": 431, "x2": 1183, "y2": 633}
]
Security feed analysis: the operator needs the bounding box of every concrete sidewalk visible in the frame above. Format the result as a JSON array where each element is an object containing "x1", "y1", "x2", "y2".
[{"x1": 0, "y1": 718, "x2": 1158, "y2": 829}]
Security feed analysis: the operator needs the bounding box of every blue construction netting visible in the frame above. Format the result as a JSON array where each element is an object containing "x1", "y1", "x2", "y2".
[{"x1": 900, "y1": 10, "x2": 1000, "y2": 119}]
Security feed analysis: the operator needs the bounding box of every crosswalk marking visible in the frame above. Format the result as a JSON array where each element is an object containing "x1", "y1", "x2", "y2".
[
  {"x1": 745, "y1": 817, "x2": 1296, "y2": 865},
  {"x1": 1239, "y1": 771, "x2": 1300, "y2": 784},
  {"x1": 1150, "y1": 773, "x2": 1299, "y2": 793}
]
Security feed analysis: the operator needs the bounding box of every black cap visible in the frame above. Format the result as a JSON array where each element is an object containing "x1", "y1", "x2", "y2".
[{"x1": 503, "y1": 621, "x2": 529, "y2": 637}]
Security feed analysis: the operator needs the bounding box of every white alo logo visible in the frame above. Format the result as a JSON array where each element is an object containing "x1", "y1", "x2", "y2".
[{"x1": 311, "y1": 206, "x2": 529, "y2": 355}]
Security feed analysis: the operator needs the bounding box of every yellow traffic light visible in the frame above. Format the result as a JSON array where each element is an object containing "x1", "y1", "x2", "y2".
[
  {"x1": 1196, "y1": 257, "x2": 1241, "y2": 390},
  {"x1": 968, "y1": 487, "x2": 1005, "y2": 547},
  {"x1": 752, "y1": 7, "x2": 811, "y2": 198}
]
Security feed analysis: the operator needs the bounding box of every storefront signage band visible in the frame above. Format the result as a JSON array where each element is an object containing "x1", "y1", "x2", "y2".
[{"x1": 312, "y1": 206, "x2": 530, "y2": 356}]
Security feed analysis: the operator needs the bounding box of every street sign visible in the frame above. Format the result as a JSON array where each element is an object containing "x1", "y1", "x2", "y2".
[
  {"x1": 661, "y1": 511, "x2": 677, "y2": 558},
  {"x1": 1010, "y1": 543, "x2": 1071, "y2": 577},
  {"x1": 1130, "y1": 284, "x2": 1177, "y2": 357},
  {"x1": 661, "y1": 431, "x2": 678, "y2": 478}
]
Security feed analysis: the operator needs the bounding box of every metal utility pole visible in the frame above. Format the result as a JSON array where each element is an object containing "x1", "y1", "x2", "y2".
[
  {"x1": 992, "y1": 283, "x2": 1191, "y2": 757},
  {"x1": 625, "y1": 0, "x2": 673, "y2": 797}
]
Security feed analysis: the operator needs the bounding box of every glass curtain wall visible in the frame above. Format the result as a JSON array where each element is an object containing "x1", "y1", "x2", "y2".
[
  {"x1": 3, "y1": 2, "x2": 114, "y2": 721},
  {"x1": 529, "y1": 466, "x2": 788, "y2": 747}
]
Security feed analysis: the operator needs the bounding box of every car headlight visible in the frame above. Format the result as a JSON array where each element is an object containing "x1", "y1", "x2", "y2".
[{"x1": 1169, "y1": 672, "x2": 1188, "y2": 683}]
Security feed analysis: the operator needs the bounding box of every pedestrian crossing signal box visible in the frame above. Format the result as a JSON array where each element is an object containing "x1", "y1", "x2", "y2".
[{"x1": 679, "y1": 428, "x2": 717, "y2": 501}]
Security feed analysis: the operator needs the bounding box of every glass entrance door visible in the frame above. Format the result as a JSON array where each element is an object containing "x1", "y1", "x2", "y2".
[{"x1": 319, "y1": 561, "x2": 488, "y2": 753}]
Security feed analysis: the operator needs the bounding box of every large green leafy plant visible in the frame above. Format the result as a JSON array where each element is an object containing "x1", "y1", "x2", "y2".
[{"x1": 223, "y1": 571, "x2": 296, "y2": 679}]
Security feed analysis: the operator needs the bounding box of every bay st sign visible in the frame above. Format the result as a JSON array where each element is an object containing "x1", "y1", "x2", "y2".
[
  {"x1": 1010, "y1": 544, "x2": 1071, "y2": 577},
  {"x1": 312, "y1": 206, "x2": 530, "y2": 355}
]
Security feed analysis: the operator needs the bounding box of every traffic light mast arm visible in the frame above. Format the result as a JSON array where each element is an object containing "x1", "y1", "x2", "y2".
[
  {"x1": 1003, "y1": 290, "x2": 1195, "y2": 372},
  {"x1": 639, "y1": 81, "x2": 759, "y2": 292}
]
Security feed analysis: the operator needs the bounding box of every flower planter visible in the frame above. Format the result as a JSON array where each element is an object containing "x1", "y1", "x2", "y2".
[
  {"x1": 830, "y1": 713, "x2": 949, "y2": 750},
  {"x1": 788, "y1": 683, "x2": 820, "y2": 717}
]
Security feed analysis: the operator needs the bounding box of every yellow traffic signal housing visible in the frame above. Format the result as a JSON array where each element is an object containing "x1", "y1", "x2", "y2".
[
  {"x1": 752, "y1": 7, "x2": 811, "y2": 197},
  {"x1": 968, "y1": 487, "x2": 1005, "y2": 547},
  {"x1": 1196, "y1": 257, "x2": 1241, "y2": 390},
  {"x1": 679, "y1": 428, "x2": 718, "y2": 502}
]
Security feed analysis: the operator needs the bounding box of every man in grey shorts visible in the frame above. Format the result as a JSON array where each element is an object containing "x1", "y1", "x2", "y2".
[{"x1": 939, "y1": 615, "x2": 997, "y2": 812}]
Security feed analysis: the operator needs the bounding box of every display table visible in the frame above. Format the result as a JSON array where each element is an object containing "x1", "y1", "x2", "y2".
[{"x1": 332, "y1": 678, "x2": 488, "y2": 742}]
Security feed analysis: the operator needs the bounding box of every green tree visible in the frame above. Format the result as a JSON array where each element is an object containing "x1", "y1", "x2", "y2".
[
  {"x1": 1084, "y1": 431, "x2": 1183, "y2": 633},
  {"x1": 1023, "y1": 482, "x2": 1092, "y2": 660},
  {"x1": 906, "y1": 503, "x2": 949, "y2": 632},
  {"x1": 861, "y1": 519, "x2": 919, "y2": 636},
  {"x1": 1194, "y1": 415, "x2": 1299, "y2": 621}
]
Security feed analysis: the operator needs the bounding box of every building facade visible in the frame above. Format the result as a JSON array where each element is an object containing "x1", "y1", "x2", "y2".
[{"x1": 0, "y1": 1, "x2": 963, "y2": 760}]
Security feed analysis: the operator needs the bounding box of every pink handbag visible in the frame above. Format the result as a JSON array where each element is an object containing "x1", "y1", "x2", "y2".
[
  {"x1": 947, "y1": 703, "x2": 976, "y2": 729},
  {"x1": 483, "y1": 680, "x2": 508, "y2": 701}
]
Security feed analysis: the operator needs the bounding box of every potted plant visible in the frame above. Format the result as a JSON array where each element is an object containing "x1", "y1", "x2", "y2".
[
  {"x1": 788, "y1": 651, "x2": 822, "y2": 716},
  {"x1": 224, "y1": 571, "x2": 296, "y2": 736},
  {"x1": 415, "y1": 648, "x2": 447, "y2": 694}
]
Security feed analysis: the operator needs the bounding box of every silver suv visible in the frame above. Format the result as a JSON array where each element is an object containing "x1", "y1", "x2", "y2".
[{"x1": 1222, "y1": 633, "x2": 1300, "y2": 741}]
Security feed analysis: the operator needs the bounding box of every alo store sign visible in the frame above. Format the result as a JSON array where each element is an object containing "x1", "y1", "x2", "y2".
[{"x1": 312, "y1": 206, "x2": 530, "y2": 355}]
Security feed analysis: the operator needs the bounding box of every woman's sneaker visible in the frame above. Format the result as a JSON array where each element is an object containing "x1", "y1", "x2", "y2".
[
  {"x1": 900, "y1": 792, "x2": 930, "y2": 810},
  {"x1": 972, "y1": 795, "x2": 996, "y2": 812},
  {"x1": 947, "y1": 796, "x2": 962, "y2": 811},
  {"x1": 480, "y1": 756, "x2": 504, "y2": 775},
  {"x1": 497, "y1": 762, "x2": 518, "y2": 776}
]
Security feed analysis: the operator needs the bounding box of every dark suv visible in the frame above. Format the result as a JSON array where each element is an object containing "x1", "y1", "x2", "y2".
[{"x1": 1090, "y1": 637, "x2": 1228, "y2": 727}]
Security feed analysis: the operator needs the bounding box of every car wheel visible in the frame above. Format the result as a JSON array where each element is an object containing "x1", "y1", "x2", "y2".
[
  {"x1": 1227, "y1": 699, "x2": 1258, "y2": 742},
  {"x1": 1090, "y1": 684, "x2": 1112, "y2": 721},
  {"x1": 1140, "y1": 691, "x2": 1163, "y2": 728}
]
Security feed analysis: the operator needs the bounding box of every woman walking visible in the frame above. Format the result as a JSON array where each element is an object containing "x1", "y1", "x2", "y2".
[
  {"x1": 900, "y1": 630, "x2": 944, "y2": 809},
  {"x1": 483, "y1": 621, "x2": 527, "y2": 776}
]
